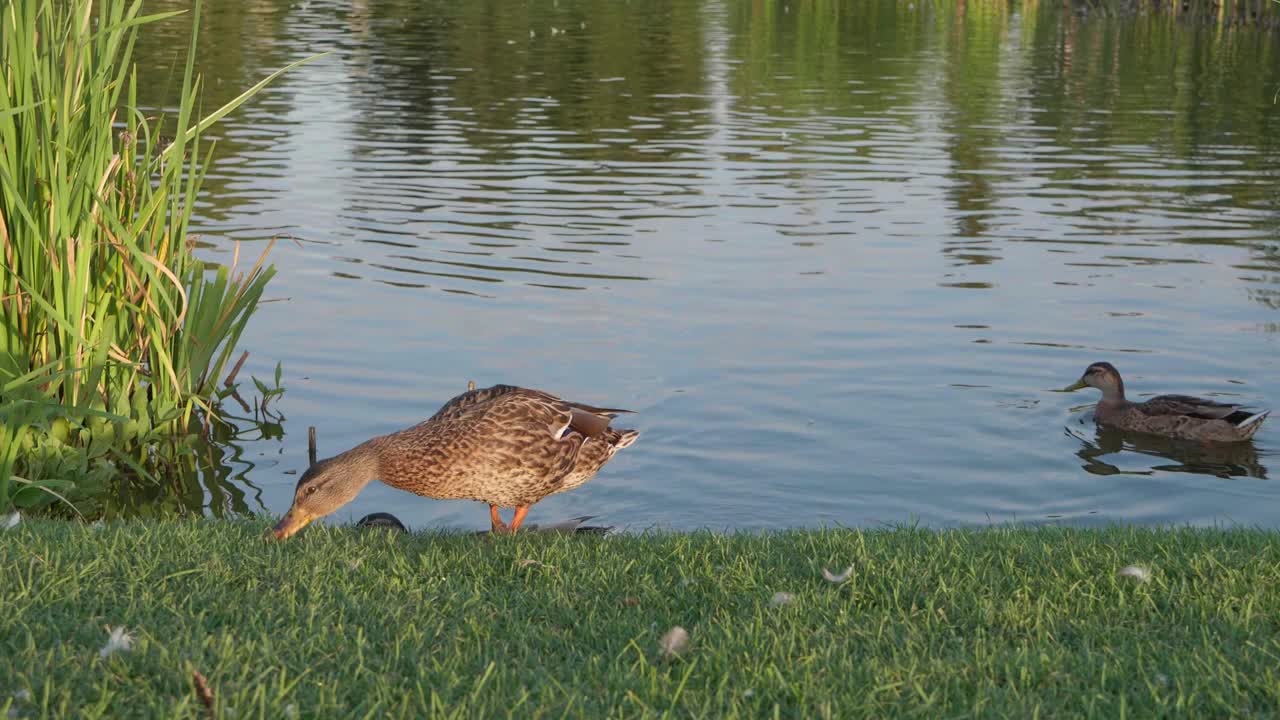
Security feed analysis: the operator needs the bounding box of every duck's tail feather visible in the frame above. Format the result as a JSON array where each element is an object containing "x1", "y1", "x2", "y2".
[
  {"x1": 1236, "y1": 410, "x2": 1270, "y2": 431},
  {"x1": 613, "y1": 429, "x2": 640, "y2": 450},
  {"x1": 564, "y1": 399, "x2": 635, "y2": 417}
]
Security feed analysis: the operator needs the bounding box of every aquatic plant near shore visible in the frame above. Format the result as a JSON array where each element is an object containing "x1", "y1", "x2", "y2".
[{"x1": 0, "y1": 0, "x2": 322, "y2": 512}]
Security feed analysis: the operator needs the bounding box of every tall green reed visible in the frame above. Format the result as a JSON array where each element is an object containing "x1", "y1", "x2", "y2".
[{"x1": 0, "y1": 0, "x2": 321, "y2": 512}]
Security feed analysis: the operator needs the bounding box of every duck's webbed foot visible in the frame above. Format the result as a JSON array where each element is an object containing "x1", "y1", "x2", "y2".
[
  {"x1": 489, "y1": 504, "x2": 510, "y2": 534},
  {"x1": 487, "y1": 504, "x2": 532, "y2": 534},
  {"x1": 508, "y1": 506, "x2": 530, "y2": 533}
]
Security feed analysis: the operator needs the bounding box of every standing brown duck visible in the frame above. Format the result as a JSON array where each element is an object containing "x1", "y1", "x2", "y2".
[
  {"x1": 273, "y1": 385, "x2": 638, "y2": 539},
  {"x1": 1064, "y1": 362, "x2": 1269, "y2": 442}
]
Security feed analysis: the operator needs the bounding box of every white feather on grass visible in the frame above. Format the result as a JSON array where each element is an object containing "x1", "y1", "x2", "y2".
[
  {"x1": 99, "y1": 626, "x2": 135, "y2": 658},
  {"x1": 821, "y1": 565, "x2": 854, "y2": 584},
  {"x1": 1118, "y1": 565, "x2": 1151, "y2": 583},
  {"x1": 6, "y1": 689, "x2": 31, "y2": 719},
  {"x1": 2, "y1": 512, "x2": 19, "y2": 530},
  {"x1": 659, "y1": 626, "x2": 689, "y2": 658},
  {"x1": 770, "y1": 592, "x2": 795, "y2": 607}
]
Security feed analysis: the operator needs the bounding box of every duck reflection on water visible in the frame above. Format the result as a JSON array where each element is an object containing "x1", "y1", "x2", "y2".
[{"x1": 1070, "y1": 424, "x2": 1268, "y2": 480}]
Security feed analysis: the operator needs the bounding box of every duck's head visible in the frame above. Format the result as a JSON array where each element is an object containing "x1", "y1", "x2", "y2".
[
  {"x1": 1063, "y1": 361, "x2": 1124, "y2": 399},
  {"x1": 272, "y1": 450, "x2": 379, "y2": 540}
]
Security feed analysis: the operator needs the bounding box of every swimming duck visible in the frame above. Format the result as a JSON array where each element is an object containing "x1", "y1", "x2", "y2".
[
  {"x1": 273, "y1": 385, "x2": 638, "y2": 539},
  {"x1": 1064, "y1": 362, "x2": 1269, "y2": 442}
]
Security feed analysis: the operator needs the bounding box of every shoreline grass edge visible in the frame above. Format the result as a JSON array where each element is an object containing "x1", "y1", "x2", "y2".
[{"x1": 2, "y1": 521, "x2": 1277, "y2": 718}]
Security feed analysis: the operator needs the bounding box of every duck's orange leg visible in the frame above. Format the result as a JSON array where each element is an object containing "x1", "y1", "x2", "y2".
[
  {"x1": 508, "y1": 506, "x2": 531, "y2": 533},
  {"x1": 489, "y1": 504, "x2": 508, "y2": 533}
]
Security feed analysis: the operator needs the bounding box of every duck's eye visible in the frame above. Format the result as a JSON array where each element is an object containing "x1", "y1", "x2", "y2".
[{"x1": 305, "y1": 485, "x2": 318, "y2": 496}]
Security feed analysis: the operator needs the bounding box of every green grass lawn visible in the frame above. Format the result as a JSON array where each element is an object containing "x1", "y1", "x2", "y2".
[{"x1": 2, "y1": 521, "x2": 1278, "y2": 718}]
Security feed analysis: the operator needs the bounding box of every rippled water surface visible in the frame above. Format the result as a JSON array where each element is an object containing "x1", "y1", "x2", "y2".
[{"x1": 129, "y1": 0, "x2": 1280, "y2": 530}]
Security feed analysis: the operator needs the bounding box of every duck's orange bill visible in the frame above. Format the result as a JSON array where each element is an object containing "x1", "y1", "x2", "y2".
[{"x1": 272, "y1": 510, "x2": 312, "y2": 540}]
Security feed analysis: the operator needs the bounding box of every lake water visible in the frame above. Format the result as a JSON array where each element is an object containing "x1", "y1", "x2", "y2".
[{"x1": 124, "y1": 0, "x2": 1280, "y2": 530}]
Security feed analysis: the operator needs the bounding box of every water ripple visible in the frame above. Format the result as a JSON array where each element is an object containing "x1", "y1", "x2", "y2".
[{"x1": 122, "y1": 0, "x2": 1280, "y2": 529}]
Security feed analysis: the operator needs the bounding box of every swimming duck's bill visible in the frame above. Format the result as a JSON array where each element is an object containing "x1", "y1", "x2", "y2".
[{"x1": 1059, "y1": 378, "x2": 1089, "y2": 392}]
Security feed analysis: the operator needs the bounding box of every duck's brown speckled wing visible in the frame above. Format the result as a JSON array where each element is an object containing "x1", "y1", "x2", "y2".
[
  {"x1": 428, "y1": 384, "x2": 529, "y2": 422},
  {"x1": 1100, "y1": 394, "x2": 1268, "y2": 441},
  {"x1": 431, "y1": 385, "x2": 633, "y2": 424},
  {"x1": 1138, "y1": 394, "x2": 1246, "y2": 420},
  {"x1": 378, "y1": 388, "x2": 595, "y2": 506}
]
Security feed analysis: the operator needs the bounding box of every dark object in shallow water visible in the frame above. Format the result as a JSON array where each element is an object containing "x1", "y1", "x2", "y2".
[
  {"x1": 355, "y1": 511, "x2": 612, "y2": 536},
  {"x1": 474, "y1": 515, "x2": 614, "y2": 536},
  {"x1": 355, "y1": 512, "x2": 408, "y2": 533}
]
